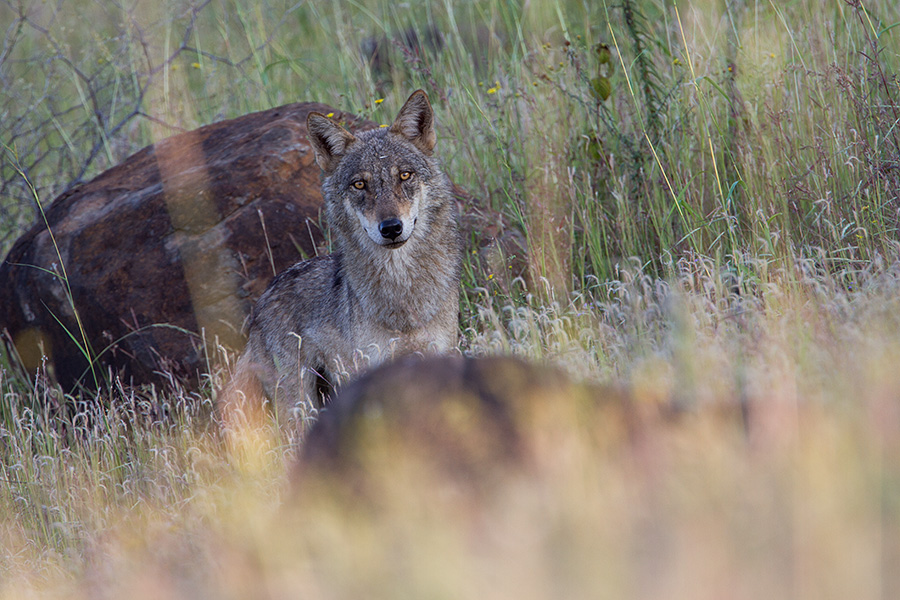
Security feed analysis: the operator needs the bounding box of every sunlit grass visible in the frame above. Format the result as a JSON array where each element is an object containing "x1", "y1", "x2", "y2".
[{"x1": 3, "y1": 253, "x2": 900, "y2": 596}]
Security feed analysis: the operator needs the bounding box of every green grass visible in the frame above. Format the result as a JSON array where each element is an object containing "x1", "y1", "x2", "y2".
[{"x1": 2, "y1": 0, "x2": 900, "y2": 596}]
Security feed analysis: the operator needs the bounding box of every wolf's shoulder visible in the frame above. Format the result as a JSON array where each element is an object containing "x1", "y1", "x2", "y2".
[{"x1": 258, "y1": 253, "x2": 342, "y2": 302}]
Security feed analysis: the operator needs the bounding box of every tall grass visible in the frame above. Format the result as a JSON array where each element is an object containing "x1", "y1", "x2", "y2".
[
  {"x1": 5, "y1": 0, "x2": 897, "y2": 275},
  {"x1": 2, "y1": 0, "x2": 900, "y2": 596}
]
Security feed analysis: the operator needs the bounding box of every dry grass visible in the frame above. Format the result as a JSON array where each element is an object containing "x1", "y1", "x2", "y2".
[{"x1": 2, "y1": 254, "x2": 900, "y2": 597}]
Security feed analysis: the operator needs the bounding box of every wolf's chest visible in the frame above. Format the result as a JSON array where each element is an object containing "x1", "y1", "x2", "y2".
[{"x1": 342, "y1": 317, "x2": 452, "y2": 364}]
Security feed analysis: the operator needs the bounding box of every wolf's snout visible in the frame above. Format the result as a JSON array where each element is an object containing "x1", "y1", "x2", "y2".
[{"x1": 378, "y1": 218, "x2": 404, "y2": 241}]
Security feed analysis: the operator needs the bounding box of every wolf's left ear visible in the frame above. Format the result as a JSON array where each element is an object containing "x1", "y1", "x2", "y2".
[
  {"x1": 389, "y1": 90, "x2": 436, "y2": 155},
  {"x1": 307, "y1": 112, "x2": 357, "y2": 173}
]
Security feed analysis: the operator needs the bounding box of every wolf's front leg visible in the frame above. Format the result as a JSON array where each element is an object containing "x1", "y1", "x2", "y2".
[{"x1": 292, "y1": 365, "x2": 326, "y2": 434}]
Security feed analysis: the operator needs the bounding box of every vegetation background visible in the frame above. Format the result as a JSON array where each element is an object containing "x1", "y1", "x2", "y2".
[{"x1": 1, "y1": 0, "x2": 900, "y2": 597}]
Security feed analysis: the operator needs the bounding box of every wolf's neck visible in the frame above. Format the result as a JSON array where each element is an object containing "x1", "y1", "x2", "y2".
[{"x1": 339, "y1": 212, "x2": 458, "y2": 331}]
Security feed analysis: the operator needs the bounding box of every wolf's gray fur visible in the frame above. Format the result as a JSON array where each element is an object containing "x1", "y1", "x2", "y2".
[{"x1": 223, "y1": 90, "x2": 461, "y2": 424}]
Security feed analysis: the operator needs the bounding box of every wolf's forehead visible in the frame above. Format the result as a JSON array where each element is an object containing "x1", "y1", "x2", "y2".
[
  {"x1": 347, "y1": 131, "x2": 429, "y2": 171},
  {"x1": 359, "y1": 133, "x2": 393, "y2": 162}
]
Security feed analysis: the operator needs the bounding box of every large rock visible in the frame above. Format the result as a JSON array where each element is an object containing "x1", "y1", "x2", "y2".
[{"x1": 0, "y1": 103, "x2": 375, "y2": 389}]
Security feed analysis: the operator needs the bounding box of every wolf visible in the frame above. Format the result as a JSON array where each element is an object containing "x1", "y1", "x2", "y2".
[{"x1": 222, "y1": 90, "x2": 461, "y2": 426}]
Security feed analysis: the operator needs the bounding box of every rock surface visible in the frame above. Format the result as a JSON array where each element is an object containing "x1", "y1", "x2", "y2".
[{"x1": 0, "y1": 103, "x2": 373, "y2": 389}]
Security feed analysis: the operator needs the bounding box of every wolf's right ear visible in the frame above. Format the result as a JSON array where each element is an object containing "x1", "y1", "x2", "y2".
[
  {"x1": 390, "y1": 90, "x2": 436, "y2": 155},
  {"x1": 307, "y1": 113, "x2": 357, "y2": 173}
]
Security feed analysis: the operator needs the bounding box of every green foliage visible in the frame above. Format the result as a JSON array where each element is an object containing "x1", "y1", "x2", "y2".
[{"x1": 3, "y1": 0, "x2": 899, "y2": 287}]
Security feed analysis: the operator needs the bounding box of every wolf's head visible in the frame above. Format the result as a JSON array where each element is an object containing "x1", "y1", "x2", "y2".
[{"x1": 307, "y1": 90, "x2": 443, "y2": 250}]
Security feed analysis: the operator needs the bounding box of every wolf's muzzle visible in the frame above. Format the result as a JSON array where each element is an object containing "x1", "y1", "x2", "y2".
[{"x1": 378, "y1": 218, "x2": 404, "y2": 241}]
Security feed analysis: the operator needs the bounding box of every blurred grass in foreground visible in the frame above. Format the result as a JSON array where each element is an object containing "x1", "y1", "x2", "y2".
[{"x1": 3, "y1": 255, "x2": 900, "y2": 598}]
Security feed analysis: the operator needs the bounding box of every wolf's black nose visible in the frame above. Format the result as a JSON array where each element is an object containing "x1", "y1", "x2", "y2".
[{"x1": 379, "y1": 218, "x2": 404, "y2": 240}]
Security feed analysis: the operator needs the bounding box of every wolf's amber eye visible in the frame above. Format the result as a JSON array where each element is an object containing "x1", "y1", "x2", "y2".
[
  {"x1": 399, "y1": 171, "x2": 412, "y2": 181},
  {"x1": 352, "y1": 180, "x2": 366, "y2": 190}
]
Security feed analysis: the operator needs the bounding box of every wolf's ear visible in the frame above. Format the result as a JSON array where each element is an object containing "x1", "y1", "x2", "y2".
[
  {"x1": 307, "y1": 112, "x2": 357, "y2": 173},
  {"x1": 389, "y1": 90, "x2": 436, "y2": 155}
]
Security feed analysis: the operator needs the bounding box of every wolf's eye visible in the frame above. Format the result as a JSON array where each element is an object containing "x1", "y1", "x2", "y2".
[
  {"x1": 399, "y1": 171, "x2": 412, "y2": 181},
  {"x1": 352, "y1": 180, "x2": 366, "y2": 190}
]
